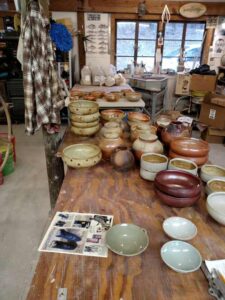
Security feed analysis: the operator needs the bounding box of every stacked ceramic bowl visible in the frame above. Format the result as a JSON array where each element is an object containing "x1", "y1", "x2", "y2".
[
  {"x1": 206, "y1": 192, "x2": 225, "y2": 225},
  {"x1": 168, "y1": 158, "x2": 198, "y2": 175},
  {"x1": 69, "y1": 100, "x2": 100, "y2": 136},
  {"x1": 127, "y1": 112, "x2": 150, "y2": 127},
  {"x1": 154, "y1": 170, "x2": 202, "y2": 207},
  {"x1": 140, "y1": 153, "x2": 168, "y2": 181},
  {"x1": 200, "y1": 164, "x2": 225, "y2": 183},
  {"x1": 169, "y1": 137, "x2": 209, "y2": 167}
]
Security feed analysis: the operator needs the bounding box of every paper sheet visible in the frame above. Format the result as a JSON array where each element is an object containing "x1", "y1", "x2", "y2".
[{"x1": 205, "y1": 259, "x2": 225, "y2": 280}]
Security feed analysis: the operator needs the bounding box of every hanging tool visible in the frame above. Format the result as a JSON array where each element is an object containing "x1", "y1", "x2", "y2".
[{"x1": 161, "y1": 5, "x2": 171, "y2": 24}]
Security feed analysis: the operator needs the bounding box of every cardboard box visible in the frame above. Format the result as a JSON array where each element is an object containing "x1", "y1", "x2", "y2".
[
  {"x1": 175, "y1": 74, "x2": 190, "y2": 95},
  {"x1": 201, "y1": 127, "x2": 225, "y2": 144},
  {"x1": 190, "y1": 74, "x2": 217, "y2": 92},
  {"x1": 199, "y1": 93, "x2": 225, "y2": 129}
]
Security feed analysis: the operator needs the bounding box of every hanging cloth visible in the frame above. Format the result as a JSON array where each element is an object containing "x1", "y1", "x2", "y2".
[{"x1": 22, "y1": 0, "x2": 65, "y2": 135}]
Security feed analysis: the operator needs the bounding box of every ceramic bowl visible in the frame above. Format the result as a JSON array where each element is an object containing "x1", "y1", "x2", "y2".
[
  {"x1": 62, "y1": 144, "x2": 102, "y2": 168},
  {"x1": 90, "y1": 91, "x2": 104, "y2": 98},
  {"x1": 170, "y1": 138, "x2": 209, "y2": 158},
  {"x1": 169, "y1": 150, "x2": 208, "y2": 167},
  {"x1": 106, "y1": 223, "x2": 149, "y2": 256},
  {"x1": 141, "y1": 153, "x2": 168, "y2": 173},
  {"x1": 101, "y1": 109, "x2": 125, "y2": 122},
  {"x1": 163, "y1": 217, "x2": 197, "y2": 240},
  {"x1": 83, "y1": 95, "x2": 97, "y2": 101},
  {"x1": 206, "y1": 178, "x2": 225, "y2": 195},
  {"x1": 156, "y1": 115, "x2": 172, "y2": 128},
  {"x1": 140, "y1": 168, "x2": 157, "y2": 181},
  {"x1": 70, "y1": 111, "x2": 100, "y2": 123},
  {"x1": 71, "y1": 124, "x2": 100, "y2": 136},
  {"x1": 126, "y1": 92, "x2": 142, "y2": 102},
  {"x1": 69, "y1": 100, "x2": 99, "y2": 115},
  {"x1": 200, "y1": 164, "x2": 225, "y2": 183},
  {"x1": 71, "y1": 119, "x2": 99, "y2": 128},
  {"x1": 155, "y1": 187, "x2": 200, "y2": 207},
  {"x1": 161, "y1": 241, "x2": 202, "y2": 273},
  {"x1": 206, "y1": 192, "x2": 225, "y2": 225},
  {"x1": 154, "y1": 170, "x2": 202, "y2": 198},
  {"x1": 105, "y1": 93, "x2": 118, "y2": 102},
  {"x1": 128, "y1": 112, "x2": 150, "y2": 123},
  {"x1": 168, "y1": 158, "x2": 198, "y2": 176}
]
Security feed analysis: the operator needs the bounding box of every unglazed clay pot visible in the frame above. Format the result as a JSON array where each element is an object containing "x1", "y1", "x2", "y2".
[
  {"x1": 161, "y1": 121, "x2": 191, "y2": 145},
  {"x1": 132, "y1": 133, "x2": 164, "y2": 160},
  {"x1": 110, "y1": 146, "x2": 135, "y2": 171},
  {"x1": 99, "y1": 132, "x2": 124, "y2": 160},
  {"x1": 100, "y1": 121, "x2": 123, "y2": 137},
  {"x1": 170, "y1": 138, "x2": 209, "y2": 158}
]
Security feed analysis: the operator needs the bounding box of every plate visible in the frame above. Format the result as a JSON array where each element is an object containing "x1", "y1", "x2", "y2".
[
  {"x1": 163, "y1": 217, "x2": 197, "y2": 240},
  {"x1": 106, "y1": 223, "x2": 149, "y2": 256},
  {"x1": 161, "y1": 240, "x2": 202, "y2": 273}
]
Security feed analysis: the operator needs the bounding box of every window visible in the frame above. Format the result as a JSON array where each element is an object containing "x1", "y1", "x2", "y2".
[
  {"x1": 162, "y1": 22, "x2": 205, "y2": 71},
  {"x1": 116, "y1": 21, "x2": 158, "y2": 71}
]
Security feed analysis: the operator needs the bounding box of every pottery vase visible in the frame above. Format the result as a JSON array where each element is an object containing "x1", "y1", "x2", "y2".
[
  {"x1": 161, "y1": 121, "x2": 191, "y2": 145},
  {"x1": 132, "y1": 133, "x2": 164, "y2": 160},
  {"x1": 99, "y1": 132, "x2": 124, "y2": 160},
  {"x1": 110, "y1": 146, "x2": 135, "y2": 171}
]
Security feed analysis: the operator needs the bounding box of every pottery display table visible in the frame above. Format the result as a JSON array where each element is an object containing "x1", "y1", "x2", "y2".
[{"x1": 26, "y1": 129, "x2": 225, "y2": 300}]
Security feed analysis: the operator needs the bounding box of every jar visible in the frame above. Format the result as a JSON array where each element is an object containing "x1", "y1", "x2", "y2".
[
  {"x1": 110, "y1": 146, "x2": 135, "y2": 171},
  {"x1": 99, "y1": 132, "x2": 124, "y2": 160},
  {"x1": 100, "y1": 122, "x2": 123, "y2": 137},
  {"x1": 161, "y1": 121, "x2": 191, "y2": 145},
  {"x1": 132, "y1": 133, "x2": 164, "y2": 160},
  {"x1": 81, "y1": 65, "x2": 91, "y2": 85}
]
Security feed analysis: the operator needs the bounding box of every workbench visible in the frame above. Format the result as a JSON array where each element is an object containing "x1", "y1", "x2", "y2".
[
  {"x1": 71, "y1": 84, "x2": 145, "y2": 109},
  {"x1": 26, "y1": 129, "x2": 225, "y2": 300}
]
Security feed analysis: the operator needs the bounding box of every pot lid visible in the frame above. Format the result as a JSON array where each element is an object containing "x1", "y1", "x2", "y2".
[{"x1": 139, "y1": 133, "x2": 157, "y2": 142}]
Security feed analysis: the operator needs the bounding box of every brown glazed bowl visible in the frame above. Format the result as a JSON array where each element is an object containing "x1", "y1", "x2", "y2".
[
  {"x1": 168, "y1": 150, "x2": 208, "y2": 167},
  {"x1": 128, "y1": 112, "x2": 150, "y2": 123},
  {"x1": 154, "y1": 186, "x2": 200, "y2": 208},
  {"x1": 170, "y1": 138, "x2": 209, "y2": 158},
  {"x1": 154, "y1": 170, "x2": 202, "y2": 198},
  {"x1": 101, "y1": 109, "x2": 125, "y2": 122}
]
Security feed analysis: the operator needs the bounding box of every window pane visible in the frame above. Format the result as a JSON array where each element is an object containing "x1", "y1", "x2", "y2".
[
  {"x1": 164, "y1": 23, "x2": 184, "y2": 40},
  {"x1": 162, "y1": 57, "x2": 178, "y2": 71},
  {"x1": 184, "y1": 59, "x2": 200, "y2": 70},
  {"x1": 138, "y1": 40, "x2": 156, "y2": 56},
  {"x1": 116, "y1": 40, "x2": 135, "y2": 56},
  {"x1": 116, "y1": 57, "x2": 134, "y2": 70},
  {"x1": 117, "y1": 22, "x2": 136, "y2": 39},
  {"x1": 163, "y1": 40, "x2": 182, "y2": 57},
  {"x1": 184, "y1": 41, "x2": 202, "y2": 57},
  {"x1": 186, "y1": 23, "x2": 205, "y2": 41},
  {"x1": 138, "y1": 22, "x2": 157, "y2": 39},
  {"x1": 137, "y1": 57, "x2": 155, "y2": 71}
]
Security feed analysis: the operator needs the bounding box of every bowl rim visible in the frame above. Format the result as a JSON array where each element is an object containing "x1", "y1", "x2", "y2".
[
  {"x1": 206, "y1": 178, "x2": 225, "y2": 192},
  {"x1": 141, "y1": 153, "x2": 168, "y2": 164},
  {"x1": 162, "y1": 217, "x2": 197, "y2": 241},
  {"x1": 63, "y1": 144, "x2": 101, "y2": 160},
  {"x1": 206, "y1": 192, "x2": 225, "y2": 215},
  {"x1": 169, "y1": 158, "x2": 198, "y2": 170},
  {"x1": 69, "y1": 100, "x2": 99, "y2": 108},
  {"x1": 128, "y1": 111, "x2": 150, "y2": 122},
  {"x1": 106, "y1": 223, "x2": 149, "y2": 256},
  {"x1": 201, "y1": 164, "x2": 225, "y2": 175},
  {"x1": 160, "y1": 240, "x2": 202, "y2": 273}
]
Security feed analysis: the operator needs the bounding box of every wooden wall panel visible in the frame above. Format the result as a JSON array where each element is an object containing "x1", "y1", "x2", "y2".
[{"x1": 49, "y1": 0, "x2": 77, "y2": 12}]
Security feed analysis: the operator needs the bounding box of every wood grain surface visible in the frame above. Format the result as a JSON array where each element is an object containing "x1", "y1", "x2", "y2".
[{"x1": 27, "y1": 131, "x2": 225, "y2": 300}]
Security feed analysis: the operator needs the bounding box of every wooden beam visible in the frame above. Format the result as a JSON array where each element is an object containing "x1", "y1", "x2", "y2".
[
  {"x1": 202, "y1": 28, "x2": 214, "y2": 64},
  {"x1": 77, "y1": 12, "x2": 86, "y2": 71}
]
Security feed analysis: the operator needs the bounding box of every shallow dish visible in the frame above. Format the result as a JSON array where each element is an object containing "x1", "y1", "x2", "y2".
[
  {"x1": 106, "y1": 223, "x2": 149, "y2": 256},
  {"x1": 155, "y1": 186, "x2": 200, "y2": 207},
  {"x1": 101, "y1": 109, "x2": 125, "y2": 122},
  {"x1": 161, "y1": 240, "x2": 202, "y2": 273},
  {"x1": 206, "y1": 178, "x2": 225, "y2": 195},
  {"x1": 141, "y1": 153, "x2": 168, "y2": 173},
  {"x1": 69, "y1": 100, "x2": 99, "y2": 115},
  {"x1": 71, "y1": 119, "x2": 99, "y2": 128},
  {"x1": 105, "y1": 93, "x2": 118, "y2": 102},
  {"x1": 140, "y1": 168, "x2": 157, "y2": 181},
  {"x1": 128, "y1": 112, "x2": 150, "y2": 123},
  {"x1": 155, "y1": 170, "x2": 202, "y2": 198},
  {"x1": 70, "y1": 111, "x2": 100, "y2": 123},
  {"x1": 170, "y1": 138, "x2": 209, "y2": 158},
  {"x1": 168, "y1": 158, "x2": 198, "y2": 176},
  {"x1": 62, "y1": 144, "x2": 102, "y2": 168},
  {"x1": 126, "y1": 92, "x2": 142, "y2": 102},
  {"x1": 201, "y1": 164, "x2": 225, "y2": 183},
  {"x1": 169, "y1": 150, "x2": 208, "y2": 167},
  {"x1": 71, "y1": 124, "x2": 99, "y2": 136},
  {"x1": 206, "y1": 192, "x2": 225, "y2": 225},
  {"x1": 163, "y1": 217, "x2": 197, "y2": 240}
]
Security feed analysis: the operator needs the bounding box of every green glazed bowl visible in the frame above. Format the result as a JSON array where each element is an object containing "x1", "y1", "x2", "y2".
[
  {"x1": 161, "y1": 240, "x2": 202, "y2": 273},
  {"x1": 106, "y1": 223, "x2": 149, "y2": 256}
]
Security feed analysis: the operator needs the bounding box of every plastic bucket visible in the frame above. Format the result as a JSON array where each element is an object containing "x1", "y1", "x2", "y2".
[{"x1": 0, "y1": 144, "x2": 14, "y2": 176}]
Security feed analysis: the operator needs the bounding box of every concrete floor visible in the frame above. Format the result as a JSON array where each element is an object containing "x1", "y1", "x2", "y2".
[{"x1": 0, "y1": 125, "x2": 224, "y2": 300}]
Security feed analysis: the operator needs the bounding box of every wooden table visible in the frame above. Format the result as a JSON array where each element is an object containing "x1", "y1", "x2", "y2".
[{"x1": 27, "y1": 130, "x2": 225, "y2": 300}]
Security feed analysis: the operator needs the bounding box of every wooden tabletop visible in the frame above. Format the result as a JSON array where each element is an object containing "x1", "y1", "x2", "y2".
[{"x1": 27, "y1": 133, "x2": 225, "y2": 300}]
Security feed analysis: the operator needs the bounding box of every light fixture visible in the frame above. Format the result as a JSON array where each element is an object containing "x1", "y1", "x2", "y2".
[{"x1": 138, "y1": 0, "x2": 147, "y2": 18}]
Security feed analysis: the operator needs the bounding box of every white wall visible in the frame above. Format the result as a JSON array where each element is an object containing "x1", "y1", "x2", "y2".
[{"x1": 51, "y1": 11, "x2": 79, "y2": 83}]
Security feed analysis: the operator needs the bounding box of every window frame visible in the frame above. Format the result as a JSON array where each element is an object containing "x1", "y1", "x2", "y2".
[
  {"x1": 115, "y1": 20, "x2": 159, "y2": 70},
  {"x1": 162, "y1": 21, "x2": 206, "y2": 70}
]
